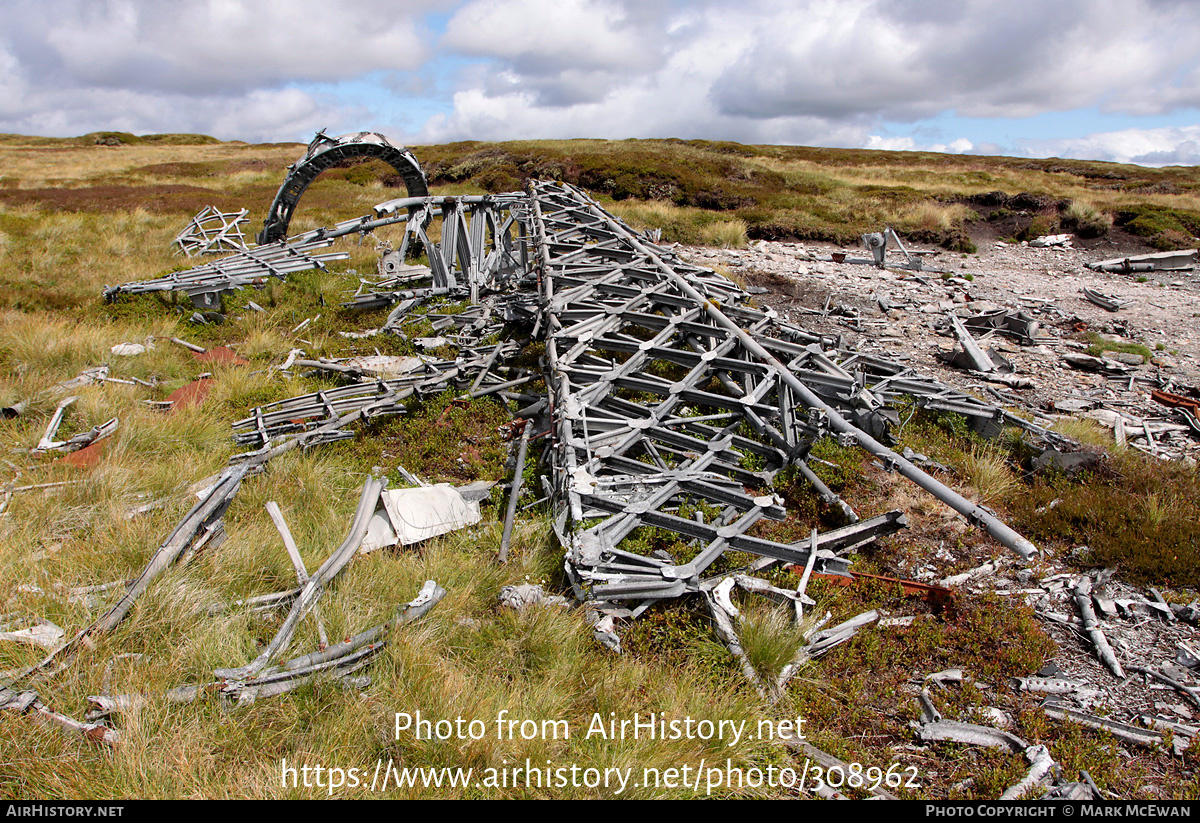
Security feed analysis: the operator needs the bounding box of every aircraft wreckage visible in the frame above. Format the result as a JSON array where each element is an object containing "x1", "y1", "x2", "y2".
[{"x1": 7, "y1": 131, "x2": 1078, "y2": 726}]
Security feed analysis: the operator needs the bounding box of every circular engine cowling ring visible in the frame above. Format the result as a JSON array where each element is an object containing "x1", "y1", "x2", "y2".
[{"x1": 257, "y1": 131, "x2": 429, "y2": 245}]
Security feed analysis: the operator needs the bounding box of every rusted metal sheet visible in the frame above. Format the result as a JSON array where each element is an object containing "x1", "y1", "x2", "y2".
[
  {"x1": 165, "y1": 376, "x2": 213, "y2": 411},
  {"x1": 193, "y1": 346, "x2": 250, "y2": 367},
  {"x1": 804, "y1": 569, "x2": 957, "y2": 611}
]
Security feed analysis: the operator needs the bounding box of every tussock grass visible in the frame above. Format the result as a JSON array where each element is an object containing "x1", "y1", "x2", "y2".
[
  {"x1": 894, "y1": 409, "x2": 1200, "y2": 587},
  {"x1": 962, "y1": 444, "x2": 1019, "y2": 504},
  {"x1": 699, "y1": 218, "x2": 749, "y2": 248},
  {"x1": 607, "y1": 199, "x2": 748, "y2": 247},
  {"x1": 1050, "y1": 417, "x2": 1118, "y2": 449},
  {"x1": 1061, "y1": 199, "x2": 1113, "y2": 238},
  {"x1": 899, "y1": 201, "x2": 977, "y2": 233},
  {"x1": 737, "y1": 601, "x2": 806, "y2": 684}
]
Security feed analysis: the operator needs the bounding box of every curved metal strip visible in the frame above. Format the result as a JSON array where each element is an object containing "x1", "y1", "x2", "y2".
[{"x1": 257, "y1": 131, "x2": 429, "y2": 244}]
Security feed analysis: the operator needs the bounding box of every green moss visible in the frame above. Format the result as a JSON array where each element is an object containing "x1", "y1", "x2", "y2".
[
  {"x1": 1016, "y1": 214, "x2": 1059, "y2": 241},
  {"x1": 1084, "y1": 332, "x2": 1152, "y2": 360},
  {"x1": 621, "y1": 598, "x2": 732, "y2": 677},
  {"x1": 331, "y1": 390, "x2": 513, "y2": 483},
  {"x1": 1115, "y1": 205, "x2": 1200, "y2": 250}
]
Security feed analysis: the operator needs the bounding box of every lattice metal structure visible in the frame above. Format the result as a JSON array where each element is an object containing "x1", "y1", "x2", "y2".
[
  {"x1": 214, "y1": 182, "x2": 1043, "y2": 610},
  {"x1": 231, "y1": 342, "x2": 520, "y2": 448},
  {"x1": 173, "y1": 206, "x2": 250, "y2": 257},
  {"x1": 103, "y1": 237, "x2": 350, "y2": 308},
  {"x1": 525, "y1": 182, "x2": 1043, "y2": 621}
]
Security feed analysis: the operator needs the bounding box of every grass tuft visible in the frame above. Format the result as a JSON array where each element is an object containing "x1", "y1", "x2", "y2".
[{"x1": 699, "y1": 218, "x2": 749, "y2": 248}]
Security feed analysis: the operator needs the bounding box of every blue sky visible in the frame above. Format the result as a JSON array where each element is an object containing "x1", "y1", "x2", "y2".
[{"x1": 1, "y1": 0, "x2": 1198, "y2": 166}]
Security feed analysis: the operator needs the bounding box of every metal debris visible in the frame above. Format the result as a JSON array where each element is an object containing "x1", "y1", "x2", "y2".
[
  {"x1": 266, "y1": 500, "x2": 329, "y2": 646},
  {"x1": 857, "y1": 227, "x2": 939, "y2": 272},
  {"x1": 0, "y1": 618, "x2": 65, "y2": 652},
  {"x1": 56, "y1": 365, "x2": 110, "y2": 392},
  {"x1": 1, "y1": 398, "x2": 28, "y2": 418},
  {"x1": 110, "y1": 341, "x2": 149, "y2": 356},
  {"x1": 218, "y1": 580, "x2": 445, "y2": 704},
  {"x1": 1133, "y1": 665, "x2": 1200, "y2": 711},
  {"x1": 143, "y1": 580, "x2": 448, "y2": 707},
  {"x1": 499, "y1": 583, "x2": 569, "y2": 611},
  {"x1": 1087, "y1": 249, "x2": 1198, "y2": 274},
  {"x1": 1081, "y1": 287, "x2": 1128, "y2": 312},
  {"x1": 587, "y1": 609, "x2": 621, "y2": 653},
  {"x1": 28, "y1": 136, "x2": 1197, "y2": 786},
  {"x1": 1042, "y1": 704, "x2": 1172, "y2": 752},
  {"x1": 499, "y1": 419, "x2": 533, "y2": 563},
  {"x1": 34, "y1": 396, "x2": 77, "y2": 452},
  {"x1": 80, "y1": 169, "x2": 1047, "y2": 680},
  {"x1": 173, "y1": 206, "x2": 250, "y2": 257},
  {"x1": 781, "y1": 736, "x2": 899, "y2": 799},
  {"x1": 258, "y1": 131, "x2": 428, "y2": 245},
  {"x1": 0, "y1": 686, "x2": 120, "y2": 744},
  {"x1": 216, "y1": 476, "x2": 385, "y2": 681},
  {"x1": 520, "y1": 180, "x2": 1041, "y2": 628},
  {"x1": 31, "y1": 396, "x2": 119, "y2": 455},
  {"x1": 380, "y1": 484, "x2": 483, "y2": 546},
  {"x1": 1000, "y1": 744, "x2": 1057, "y2": 800},
  {"x1": 701, "y1": 584, "x2": 768, "y2": 699},
  {"x1": 805, "y1": 609, "x2": 881, "y2": 659},
  {"x1": 1029, "y1": 234, "x2": 1072, "y2": 248},
  {"x1": 1074, "y1": 575, "x2": 1125, "y2": 678},
  {"x1": 917, "y1": 717, "x2": 1029, "y2": 752},
  {"x1": 944, "y1": 312, "x2": 1013, "y2": 374},
  {"x1": 104, "y1": 237, "x2": 350, "y2": 307},
  {"x1": 960, "y1": 308, "x2": 1049, "y2": 347},
  {"x1": 28, "y1": 463, "x2": 249, "y2": 672}
]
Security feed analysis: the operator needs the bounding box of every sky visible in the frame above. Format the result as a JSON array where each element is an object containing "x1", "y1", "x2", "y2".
[{"x1": 1, "y1": 0, "x2": 1198, "y2": 167}]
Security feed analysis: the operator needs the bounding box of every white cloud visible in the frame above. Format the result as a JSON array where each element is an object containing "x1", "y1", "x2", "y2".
[
  {"x1": 864, "y1": 128, "x2": 1200, "y2": 167},
  {"x1": 0, "y1": 84, "x2": 341, "y2": 143},
  {"x1": 1014, "y1": 125, "x2": 1200, "y2": 166},
  {"x1": 862, "y1": 135, "x2": 974, "y2": 154},
  {"x1": 0, "y1": 46, "x2": 30, "y2": 118},
  {"x1": 864, "y1": 136, "x2": 915, "y2": 151},
  {"x1": 0, "y1": 0, "x2": 1197, "y2": 166},
  {"x1": 0, "y1": 0, "x2": 435, "y2": 138},
  {"x1": 414, "y1": 14, "x2": 877, "y2": 149},
  {"x1": 441, "y1": 0, "x2": 672, "y2": 107},
  {"x1": 27, "y1": 0, "x2": 435, "y2": 93},
  {"x1": 707, "y1": 0, "x2": 1200, "y2": 122},
  {"x1": 444, "y1": 0, "x2": 660, "y2": 73},
  {"x1": 415, "y1": 0, "x2": 1200, "y2": 163}
]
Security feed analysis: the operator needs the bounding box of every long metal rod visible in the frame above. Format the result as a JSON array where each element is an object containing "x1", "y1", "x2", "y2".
[{"x1": 499, "y1": 420, "x2": 533, "y2": 563}]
